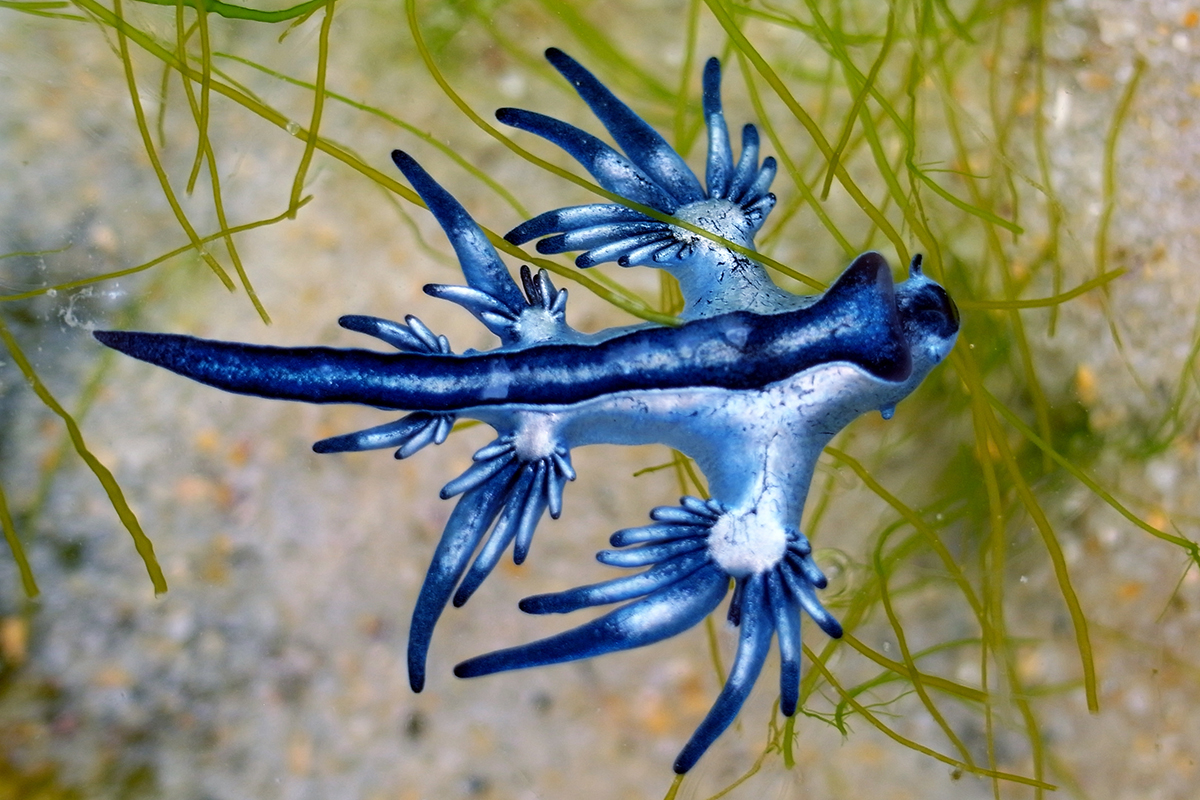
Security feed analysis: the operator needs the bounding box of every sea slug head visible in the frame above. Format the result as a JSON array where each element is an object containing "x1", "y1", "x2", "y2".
[{"x1": 894, "y1": 254, "x2": 960, "y2": 380}]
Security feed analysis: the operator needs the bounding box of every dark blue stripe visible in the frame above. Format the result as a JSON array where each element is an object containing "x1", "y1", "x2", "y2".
[{"x1": 93, "y1": 251, "x2": 910, "y2": 412}]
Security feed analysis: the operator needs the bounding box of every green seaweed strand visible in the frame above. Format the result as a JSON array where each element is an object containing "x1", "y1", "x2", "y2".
[
  {"x1": 0, "y1": 316, "x2": 167, "y2": 594},
  {"x1": 132, "y1": 0, "x2": 327, "y2": 24},
  {"x1": 0, "y1": 478, "x2": 38, "y2": 598}
]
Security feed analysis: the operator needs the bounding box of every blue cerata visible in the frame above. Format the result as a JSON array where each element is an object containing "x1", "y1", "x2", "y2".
[{"x1": 95, "y1": 48, "x2": 959, "y2": 773}]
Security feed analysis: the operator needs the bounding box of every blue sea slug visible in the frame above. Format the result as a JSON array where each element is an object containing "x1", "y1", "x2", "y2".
[{"x1": 95, "y1": 49, "x2": 958, "y2": 773}]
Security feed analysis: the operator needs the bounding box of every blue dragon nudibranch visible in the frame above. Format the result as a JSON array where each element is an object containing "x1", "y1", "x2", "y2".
[{"x1": 94, "y1": 48, "x2": 959, "y2": 773}]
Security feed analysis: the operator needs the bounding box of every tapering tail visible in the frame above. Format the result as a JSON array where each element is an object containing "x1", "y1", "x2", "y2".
[{"x1": 94, "y1": 330, "x2": 474, "y2": 411}]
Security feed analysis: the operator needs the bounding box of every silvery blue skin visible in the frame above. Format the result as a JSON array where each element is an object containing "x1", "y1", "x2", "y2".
[{"x1": 95, "y1": 49, "x2": 959, "y2": 774}]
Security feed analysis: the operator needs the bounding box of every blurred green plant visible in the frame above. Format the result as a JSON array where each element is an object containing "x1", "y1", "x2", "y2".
[
  {"x1": 0, "y1": 754, "x2": 81, "y2": 800},
  {"x1": 1, "y1": 0, "x2": 1196, "y2": 798}
]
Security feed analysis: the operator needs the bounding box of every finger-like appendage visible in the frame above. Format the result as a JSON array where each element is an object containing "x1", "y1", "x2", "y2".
[
  {"x1": 596, "y1": 537, "x2": 706, "y2": 568},
  {"x1": 454, "y1": 563, "x2": 729, "y2": 678},
  {"x1": 407, "y1": 473, "x2": 516, "y2": 692},
  {"x1": 673, "y1": 573, "x2": 774, "y2": 773},
  {"x1": 313, "y1": 412, "x2": 451, "y2": 457},
  {"x1": 784, "y1": 530, "x2": 813, "y2": 559},
  {"x1": 546, "y1": 449, "x2": 574, "y2": 518},
  {"x1": 403, "y1": 316, "x2": 446, "y2": 353},
  {"x1": 519, "y1": 550, "x2": 710, "y2": 615},
  {"x1": 440, "y1": 446, "x2": 516, "y2": 499},
  {"x1": 512, "y1": 462, "x2": 548, "y2": 564},
  {"x1": 702, "y1": 57, "x2": 733, "y2": 200},
  {"x1": 618, "y1": 238, "x2": 686, "y2": 268},
  {"x1": 660, "y1": 497, "x2": 725, "y2": 522},
  {"x1": 788, "y1": 548, "x2": 828, "y2": 589},
  {"x1": 549, "y1": 283, "x2": 568, "y2": 316},
  {"x1": 338, "y1": 315, "x2": 448, "y2": 354},
  {"x1": 768, "y1": 572, "x2": 802, "y2": 716},
  {"x1": 422, "y1": 285, "x2": 518, "y2": 340},
  {"x1": 780, "y1": 561, "x2": 843, "y2": 639},
  {"x1": 392, "y1": 150, "x2": 527, "y2": 315},
  {"x1": 497, "y1": 108, "x2": 679, "y2": 211},
  {"x1": 452, "y1": 466, "x2": 538, "y2": 608},
  {"x1": 609, "y1": 499, "x2": 721, "y2": 547},
  {"x1": 394, "y1": 413, "x2": 453, "y2": 459},
  {"x1": 742, "y1": 194, "x2": 777, "y2": 232},
  {"x1": 544, "y1": 48, "x2": 705, "y2": 205},
  {"x1": 746, "y1": 156, "x2": 777, "y2": 204},
  {"x1": 728, "y1": 124, "x2": 761, "y2": 202},
  {"x1": 610, "y1": 522, "x2": 706, "y2": 547},
  {"x1": 519, "y1": 265, "x2": 559, "y2": 310},
  {"x1": 575, "y1": 232, "x2": 673, "y2": 268},
  {"x1": 505, "y1": 204, "x2": 651, "y2": 246},
  {"x1": 535, "y1": 221, "x2": 664, "y2": 255}
]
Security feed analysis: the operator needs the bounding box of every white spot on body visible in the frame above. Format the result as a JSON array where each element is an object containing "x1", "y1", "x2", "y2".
[
  {"x1": 722, "y1": 322, "x2": 750, "y2": 350},
  {"x1": 513, "y1": 414, "x2": 558, "y2": 460},
  {"x1": 515, "y1": 308, "x2": 559, "y2": 343},
  {"x1": 480, "y1": 363, "x2": 512, "y2": 400},
  {"x1": 707, "y1": 509, "x2": 787, "y2": 576}
]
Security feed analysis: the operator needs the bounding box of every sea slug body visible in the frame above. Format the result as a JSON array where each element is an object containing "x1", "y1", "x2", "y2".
[{"x1": 95, "y1": 48, "x2": 959, "y2": 773}]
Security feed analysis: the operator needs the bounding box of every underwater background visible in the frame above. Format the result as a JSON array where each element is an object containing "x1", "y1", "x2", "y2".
[{"x1": 1, "y1": 0, "x2": 1199, "y2": 797}]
